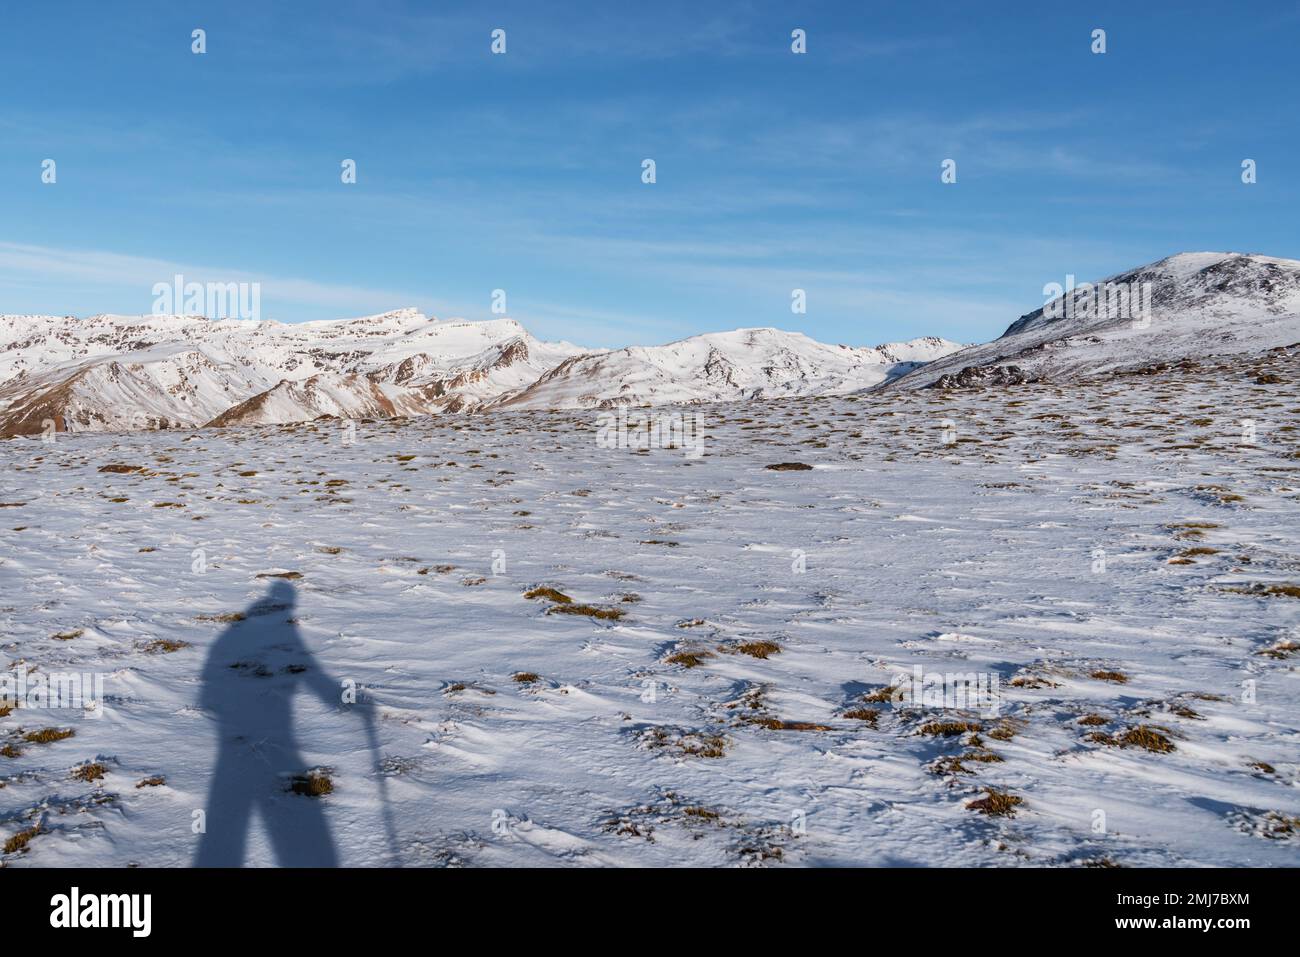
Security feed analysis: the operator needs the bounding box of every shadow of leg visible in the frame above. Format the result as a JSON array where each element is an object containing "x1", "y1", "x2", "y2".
[
  {"x1": 194, "y1": 745, "x2": 255, "y2": 867},
  {"x1": 260, "y1": 771, "x2": 340, "y2": 868}
]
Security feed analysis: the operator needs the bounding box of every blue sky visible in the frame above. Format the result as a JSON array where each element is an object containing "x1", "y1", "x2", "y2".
[{"x1": 0, "y1": 0, "x2": 1295, "y2": 348}]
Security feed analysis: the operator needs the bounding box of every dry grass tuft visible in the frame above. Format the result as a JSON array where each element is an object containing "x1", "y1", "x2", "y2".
[
  {"x1": 933, "y1": 750, "x2": 1005, "y2": 775},
  {"x1": 524, "y1": 586, "x2": 572, "y2": 604},
  {"x1": 919, "y1": 720, "x2": 981, "y2": 737},
  {"x1": 1090, "y1": 670, "x2": 1129, "y2": 684},
  {"x1": 642, "y1": 726, "x2": 728, "y2": 759},
  {"x1": 843, "y1": 707, "x2": 879, "y2": 726},
  {"x1": 547, "y1": 603, "x2": 624, "y2": 621},
  {"x1": 985, "y1": 721, "x2": 1021, "y2": 741},
  {"x1": 733, "y1": 640, "x2": 781, "y2": 659},
  {"x1": 141, "y1": 639, "x2": 188, "y2": 654},
  {"x1": 1223, "y1": 583, "x2": 1300, "y2": 599},
  {"x1": 666, "y1": 650, "x2": 713, "y2": 668},
  {"x1": 862, "y1": 685, "x2": 900, "y2": 703},
  {"x1": 72, "y1": 762, "x2": 107, "y2": 782},
  {"x1": 682, "y1": 806, "x2": 720, "y2": 820},
  {"x1": 4, "y1": 824, "x2": 42, "y2": 854},
  {"x1": 1263, "y1": 584, "x2": 1300, "y2": 598},
  {"x1": 742, "y1": 716, "x2": 833, "y2": 732},
  {"x1": 1009, "y1": 674, "x2": 1059, "y2": 689},
  {"x1": 1166, "y1": 521, "x2": 1219, "y2": 541},
  {"x1": 288, "y1": 769, "x2": 334, "y2": 797},
  {"x1": 23, "y1": 728, "x2": 74, "y2": 744},
  {"x1": 966, "y1": 790, "x2": 1023, "y2": 817},
  {"x1": 1254, "y1": 811, "x2": 1300, "y2": 839},
  {"x1": 1118, "y1": 726, "x2": 1176, "y2": 753},
  {"x1": 1256, "y1": 640, "x2": 1299, "y2": 659}
]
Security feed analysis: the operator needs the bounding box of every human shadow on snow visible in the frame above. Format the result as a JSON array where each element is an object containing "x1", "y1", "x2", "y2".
[{"x1": 194, "y1": 581, "x2": 367, "y2": 867}]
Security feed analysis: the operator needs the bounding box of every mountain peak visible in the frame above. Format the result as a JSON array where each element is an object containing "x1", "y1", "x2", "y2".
[
  {"x1": 887, "y1": 252, "x2": 1300, "y2": 390},
  {"x1": 10, "y1": 249, "x2": 1292, "y2": 431}
]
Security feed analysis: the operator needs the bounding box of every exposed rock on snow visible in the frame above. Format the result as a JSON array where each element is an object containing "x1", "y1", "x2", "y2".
[{"x1": 930, "y1": 365, "x2": 1034, "y2": 390}]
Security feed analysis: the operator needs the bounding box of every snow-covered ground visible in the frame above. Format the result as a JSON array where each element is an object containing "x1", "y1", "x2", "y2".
[{"x1": 1, "y1": 345, "x2": 1297, "y2": 867}]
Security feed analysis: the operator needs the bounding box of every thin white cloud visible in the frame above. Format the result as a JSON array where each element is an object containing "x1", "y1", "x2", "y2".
[{"x1": 0, "y1": 241, "x2": 453, "y2": 320}]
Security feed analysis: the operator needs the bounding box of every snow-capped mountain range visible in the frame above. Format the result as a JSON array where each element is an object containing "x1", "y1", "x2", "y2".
[
  {"x1": 487, "y1": 329, "x2": 958, "y2": 411},
  {"x1": 2, "y1": 252, "x2": 1296, "y2": 435},
  {"x1": 886, "y1": 251, "x2": 1300, "y2": 390},
  {"x1": 0, "y1": 309, "x2": 959, "y2": 435},
  {"x1": 0, "y1": 310, "x2": 586, "y2": 435}
]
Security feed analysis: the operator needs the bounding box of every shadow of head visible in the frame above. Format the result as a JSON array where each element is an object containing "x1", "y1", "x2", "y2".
[
  {"x1": 199, "y1": 581, "x2": 313, "y2": 709},
  {"x1": 258, "y1": 579, "x2": 297, "y2": 614}
]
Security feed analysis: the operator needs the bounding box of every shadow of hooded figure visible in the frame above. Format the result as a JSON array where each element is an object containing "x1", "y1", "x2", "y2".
[{"x1": 194, "y1": 581, "x2": 357, "y2": 867}]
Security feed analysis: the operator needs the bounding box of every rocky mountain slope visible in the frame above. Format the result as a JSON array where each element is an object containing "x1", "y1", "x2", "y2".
[
  {"x1": 0, "y1": 310, "x2": 960, "y2": 434},
  {"x1": 884, "y1": 252, "x2": 1300, "y2": 390},
  {"x1": 0, "y1": 311, "x2": 584, "y2": 434},
  {"x1": 488, "y1": 329, "x2": 961, "y2": 410},
  {"x1": 5, "y1": 250, "x2": 1294, "y2": 433}
]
